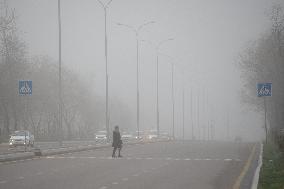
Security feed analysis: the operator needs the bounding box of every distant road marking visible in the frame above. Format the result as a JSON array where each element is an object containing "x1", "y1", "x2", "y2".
[
  {"x1": 18, "y1": 176, "x2": 24, "y2": 180},
  {"x1": 99, "y1": 186, "x2": 107, "y2": 189},
  {"x1": 36, "y1": 172, "x2": 43, "y2": 176},
  {"x1": 233, "y1": 144, "x2": 256, "y2": 189},
  {"x1": 122, "y1": 178, "x2": 129, "y2": 181},
  {"x1": 112, "y1": 182, "x2": 119, "y2": 185},
  {"x1": 0, "y1": 180, "x2": 7, "y2": 184},
  {"x1": 51, "y1": 168, "x2": 59, "y2": 172},
  {"x1": 224, "y1": 159, "x2": 232, "y2": 161},
  {"x1": 185, "y1": 158, "x2": 191, "y2": 160},
  {"x1": 146, "y1": 157, "x2": 153, "y2": 160},
  {"x1": 175, "y1": 158, "x2": 180, "y2": 161},
  {"x1": 132, "y1": 174, "x2": 139, "y2": 177}
]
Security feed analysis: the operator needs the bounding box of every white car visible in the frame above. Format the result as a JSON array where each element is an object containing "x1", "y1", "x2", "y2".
[
  {"x1": 121, "y1": 133, "x2": 134, "y2": 142},
  {"x1": 9, "y1": 130, "x2": 34, "y2": 147},
  {"x1": 95, "y1": 130, "x2": 107, "y2": 143}
]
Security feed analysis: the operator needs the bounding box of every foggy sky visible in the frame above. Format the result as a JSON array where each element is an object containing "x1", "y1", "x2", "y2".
[{"x1": 8, "y1": 0, "x2": 284, "y2": 141}]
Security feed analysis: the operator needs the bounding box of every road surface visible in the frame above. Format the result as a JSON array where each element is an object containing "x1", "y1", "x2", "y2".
[
  {"x1": 0, "y1": 141, "x2": 258, "y2": 189},
  {"x1": 0, "y1": 140, "x2": 108, "y2": 155}
]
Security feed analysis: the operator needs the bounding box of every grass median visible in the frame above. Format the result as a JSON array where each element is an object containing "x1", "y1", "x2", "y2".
[{"x1": 258, "y1": 141, "x2": 284, "y2": 189}]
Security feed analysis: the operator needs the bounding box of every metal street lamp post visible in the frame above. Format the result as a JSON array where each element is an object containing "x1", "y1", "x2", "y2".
[
  {"x1": 57, "y1": 0, "x2": 63, "y2": 146},
  {"x1": 156, "y1": 39, "x2": 174, "y2": 137},
  {"x1": 116, "y1": 21, "x2": 155, "y2": 138},
  {"x1": 97, "y1": 0, "x2": 113, "y2": 141},
  {"x1": 155, "y1": 53, "x2": 176, "y2": 140}
]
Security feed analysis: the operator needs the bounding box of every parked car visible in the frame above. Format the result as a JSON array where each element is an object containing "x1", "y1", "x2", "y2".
[
  {"x1": 9, "y1": 130, "x2": 34, "y2": 147},
  {"x1": 95, "y1": 130, "x2": 107, "y2": 143}
]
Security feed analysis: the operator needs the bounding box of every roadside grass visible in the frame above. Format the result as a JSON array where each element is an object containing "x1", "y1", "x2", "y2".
[{"x1": 258, "y1": 141, "x2": 284, "y2": 189}]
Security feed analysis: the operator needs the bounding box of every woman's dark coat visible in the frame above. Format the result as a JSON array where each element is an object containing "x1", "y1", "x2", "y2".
[{"x1": 112, "y1": 131, "x2": 122, "y2": 148}]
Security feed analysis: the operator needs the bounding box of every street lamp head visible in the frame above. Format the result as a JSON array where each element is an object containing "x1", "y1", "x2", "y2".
[{"x1": 156, "y1": 38, "x2": 174, "y2": 51}]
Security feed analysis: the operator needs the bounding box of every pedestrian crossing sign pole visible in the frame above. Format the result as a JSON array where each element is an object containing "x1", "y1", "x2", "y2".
[
  {"x1": 257, "y1": 83, "x2": 272, "y2": 144},
  {"x1": 19, "y1": 80, "x2": 32, "y2": 152}
]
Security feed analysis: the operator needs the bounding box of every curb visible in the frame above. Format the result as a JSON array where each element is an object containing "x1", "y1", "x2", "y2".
[
  {"x1": 0, "y1": 152, "x2": 35, "y2": 162},
  {"x1": 251, "y1": 143, "x2": 263, "y2": 189}
]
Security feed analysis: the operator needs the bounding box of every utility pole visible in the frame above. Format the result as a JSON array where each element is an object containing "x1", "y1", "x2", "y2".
[
  {"x1": 226, "y1": 109, "x2": 230, "y2": 141},
  {"x1": 197, "y1": 89, "x2": 200, "y2": 140},
  {"x1": 155, "y1": 39, "x2": 174, "y2": 137},
  {"x1": 57, "y1": 0, "x2": 63, "y2": 146},
  {"x1": 182, "y1": 83, "x2": 185, "y2": 142},
  {"x1": 264, "y1": 97, "x2": 268, "y2": 144},
  {"x1": 191, "y1": 89, "x2": 194, "y2": 140},
  {"x1": 171, "y1": 63, "x2": 175, "y2": 139}
]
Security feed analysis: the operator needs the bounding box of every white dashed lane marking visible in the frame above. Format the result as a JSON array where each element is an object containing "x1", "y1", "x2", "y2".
[
  {"x1": 99, "y1": 186, "x2": 107, "y2": 189},
  {"x1": 18, "y1": 176, "x2": 24, "y2": 180},
  {"x1": 224, "y1": 159, "x2": 232, "y2": 161},
  {"x1": 0, "y1": 180, "x2": 7, "y2": 184},
  {"x1": 112, "y1": 182, "x2": 119, "y2": 185},
  {"x1": 43, "y1": 156, "x2": 242, "y2": 162},
  {"x1": 36, "y1": 172, "x2": 43, "y2": 176},
  {"x1": 122, "y1": 178, "x2": 129, "y2": 181}
]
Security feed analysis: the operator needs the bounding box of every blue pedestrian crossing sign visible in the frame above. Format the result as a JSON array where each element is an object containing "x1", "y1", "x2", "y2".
[
  {"x1": 257, "y1": 83, "x2": 272, "y2": 97},
  {"x1": 19, "y1": 80, "x2": 32, "y2": 95}
]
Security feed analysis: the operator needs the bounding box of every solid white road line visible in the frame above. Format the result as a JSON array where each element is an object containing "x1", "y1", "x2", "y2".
[
  {"x1": 122, "y1": 178, "x2": 129, "y2": 181},
  {"x1": 251, "y1": 143, "x2": 263, "y2": 189}
]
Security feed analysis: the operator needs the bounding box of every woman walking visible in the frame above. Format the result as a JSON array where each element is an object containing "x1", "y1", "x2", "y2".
[{"x1": 112, "y1": 125, "x2": 122, "y2": 158}]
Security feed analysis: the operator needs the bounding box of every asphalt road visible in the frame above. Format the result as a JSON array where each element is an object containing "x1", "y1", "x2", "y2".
[
  {"x1": 0, "y1": 141, "x2": 257, "y2": 189},
  {"x1": 0, "y1": 140, "x2": 108, "y2": 155}
]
